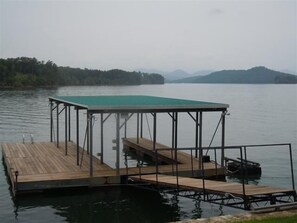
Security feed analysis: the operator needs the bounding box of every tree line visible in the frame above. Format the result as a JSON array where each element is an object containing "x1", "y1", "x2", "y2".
[{"x1": 0, "y1": 57, "x2": 164, "y2": 87}]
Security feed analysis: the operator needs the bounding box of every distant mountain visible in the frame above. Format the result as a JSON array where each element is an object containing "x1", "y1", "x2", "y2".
[
  {"x1": 191, "y1": 70, "x2": 214, "y2": 76},
  {"x1": 280, "y1": 69, "x2": 297, "y2": 75},
  {"x1": 174, "y1": 66, "x2": 297, "y2": 84},
  {"x1": 163, "y1": 69, "x2": 192, "y2": 81}
]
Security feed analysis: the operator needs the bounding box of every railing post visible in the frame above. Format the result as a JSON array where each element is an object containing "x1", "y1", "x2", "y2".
[
  {"x1": 201, "y1": 148, "x2": 206, "y2": 201},
  {"x1": 190, "y1": 148, "x2": 194, "y2": 177},
  {"x1": 240, "y1": 146, "x2": 247, "y2": 209},
  {"x1": 155, "y1": 149, "x2": 159, "y2": 187},
  {"x1": 214, "y1": 147, "x2": 218, "y2": 179},
  {"x1": 125, "y1": 149, "x2": 128, "y2": 175},
  {"x1": 289, "y1": 144, "x2": 295, "y2": 191},
  {"x1": 244, "y1": 146, "x2": 248, "y2": 181}
]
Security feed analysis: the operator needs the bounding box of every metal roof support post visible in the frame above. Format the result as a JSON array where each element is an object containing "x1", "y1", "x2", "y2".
[
  {"x1": 50, "y1": 101, "x2": 52, "y2": 142},
  {"x1": 89, "y1": 112, "x2": 93, "y2": 177},
  {"x1": 124, "y1": 116, "x2": 127, "y2": 138},
  {"x1": 153, "y1": 113, "x2": 157, "y2": 151},
  {"x1": 199, "y1": 112, "x2": 203, "y2": 169},
  {"x1": 137, "y1": 113, "x2": 139, "y2": 144},
  {"x1": 68, "y1": 106, "x2": 71, "y2": 141},
  {"x1": 65, "y1": 104, "x2": 68, "y2": 155},
  {"x1": 195, "y1": 112, "x2": 199, "y2": 158},
  {"x1": 56, "y1": 103, "x2": 59, "y2": 148},
  {"x1": 174, "y1": 112, "x2": 178, "y2": 157},
  {"x1": 76, "y1": 108, "x2": 79, "y2": 165},
  {"x1": 116, "y1": 113, "x2": 120, "y2": 175},
  {"x1": 171, "y1": 112, "x2": 175, "y2": 174},
  {"x1": 221, "y1": 111, "x2": 226, "y2": 167},
  {"x1": 100, "y1": 113, "x2": 104, "y2": 164},
  {"x1": 174, "y1": 112, "x2": 179, "y2": 187},
  {"x1": 171, "y1": 113, "x2": 175, "y2": 149},
  {"x1": 140, "y1": 113, "x2": 143, "y2": 138},
  {"x1": 87, "y1": 113, "x2": 89, "y2": 155}
]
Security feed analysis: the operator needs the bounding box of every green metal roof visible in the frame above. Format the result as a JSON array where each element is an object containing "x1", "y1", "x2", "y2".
[{"x1": 49, "y1": 95, "x2": 229, "y2": 112}]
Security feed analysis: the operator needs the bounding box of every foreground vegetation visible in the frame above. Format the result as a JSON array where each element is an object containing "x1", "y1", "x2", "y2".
[
  {"x1": 0, "y1": 57, "x2": 164, "y2": 87},
  {"x1": 233, "y1": 213, "x2": 297, "y2": 223}
]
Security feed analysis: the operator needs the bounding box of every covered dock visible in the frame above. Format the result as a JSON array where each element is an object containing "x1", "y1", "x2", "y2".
[
  {"x1": 2, "y1": 95, "x2": 296, "y2": 210},
  {"x1": 48, "y1": 95, "x2": 229, "y2": 177}
]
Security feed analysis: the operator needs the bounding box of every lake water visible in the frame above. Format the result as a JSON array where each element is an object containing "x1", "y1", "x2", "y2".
[{"x1": 0, "y1": 84, "x2": 296, "y2": 222}]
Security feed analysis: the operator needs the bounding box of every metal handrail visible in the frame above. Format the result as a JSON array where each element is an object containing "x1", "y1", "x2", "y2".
[{"x1": 153, "y1": 143, "x2": 295, "y2": 203}]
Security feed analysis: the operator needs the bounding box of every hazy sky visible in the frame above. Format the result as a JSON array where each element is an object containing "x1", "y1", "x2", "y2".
[{"x1": 0, "y1": 0, "x2": 296, "y2": 73}]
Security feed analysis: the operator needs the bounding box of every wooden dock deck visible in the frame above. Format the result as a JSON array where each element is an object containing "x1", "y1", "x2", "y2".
[
  {"x1": 131, "y1": 174, "x2": 296, "y2": 210},
  {"x1": 2, "y1": 140, "x2": 296, "y2": 210},
  {"x1": 2, "y1": 140, "x2": 222, "y2": 195},
  {"x1": 2, "y1": 142, "x2": 121, "y2": 195},
  {"x1": 123, "y1": 137, "x2": 225, "y2": 177}
]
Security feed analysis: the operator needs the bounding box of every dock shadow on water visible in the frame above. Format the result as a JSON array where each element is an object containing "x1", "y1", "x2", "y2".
[
  {"x1": 13, "y1": 186, "x2": 178, "y2": 223},
  {"x1": 11, "y1": 186, "x2": 238, "y2": 223}
]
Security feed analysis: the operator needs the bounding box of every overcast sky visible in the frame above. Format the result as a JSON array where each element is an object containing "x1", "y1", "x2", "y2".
[{"x1": 0, "y1": 0, "x2": 296, "y2": 73}]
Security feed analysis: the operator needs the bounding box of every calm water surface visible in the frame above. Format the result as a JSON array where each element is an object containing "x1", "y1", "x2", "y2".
[{"x1": 0, "y1": 84, "x2": 296, "y2": 222}]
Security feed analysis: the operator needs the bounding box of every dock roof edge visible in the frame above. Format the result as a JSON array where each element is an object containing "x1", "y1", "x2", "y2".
[{"x1": 49, "y1": 95, "x2": 229, "y2": 113}]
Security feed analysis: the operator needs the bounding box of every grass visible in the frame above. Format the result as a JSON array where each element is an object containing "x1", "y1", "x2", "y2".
[{"x1": 233, "y1": 213, "x2": 297, "y2": 223}]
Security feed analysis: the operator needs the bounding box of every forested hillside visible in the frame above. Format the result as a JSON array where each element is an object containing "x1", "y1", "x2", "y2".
[
  {"x1": 0, "y1": 57, "x2": 164, "y2": 87},
  {"x1": 175, "y1": 66, "x2": 297, "y2": 84}
]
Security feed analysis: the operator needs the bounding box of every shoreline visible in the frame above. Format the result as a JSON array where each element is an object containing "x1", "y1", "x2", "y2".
[{"x1": 175, "y1": 206, "x2": 297, "y2": 223}]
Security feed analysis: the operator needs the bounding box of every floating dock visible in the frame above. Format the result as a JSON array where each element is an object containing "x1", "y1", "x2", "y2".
[
  {"x1": 2, "y1": 95, "x2": 296, "y2": 210},
  {"x1": 2, "y1": 142, "x2": 120, "y2": 195},
  {"x1": 2, "y1": 139, "x2": 296, "y2": 210},
  {"x1": 130, "y1": 174, "x2": 296, "y2": 210},
  {"x1": 2, "y1": 138, "x2": 223, "y2": 195},
  {"x1": 123, "y1": 137, "x2": 225, "y2": 177}
]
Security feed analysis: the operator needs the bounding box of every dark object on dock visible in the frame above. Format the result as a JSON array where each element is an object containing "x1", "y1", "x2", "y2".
[
  {"x1": 225, "y1": 157, "x2": 262, "y2": 176},
  {"x1": 202, "y1": 155, "x2": 210, "y2": 163}
]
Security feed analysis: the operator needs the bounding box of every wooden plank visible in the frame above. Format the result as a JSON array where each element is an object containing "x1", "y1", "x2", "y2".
[
  {"x1": 123, "y1": 138, "x2": 222, "y2": 170},
  {"x1": 2, "y1": 141, "x2": 294, "y2": 201},
  {"x1": 131, "y1": 174, "x2": 294, "y2": 198}
]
